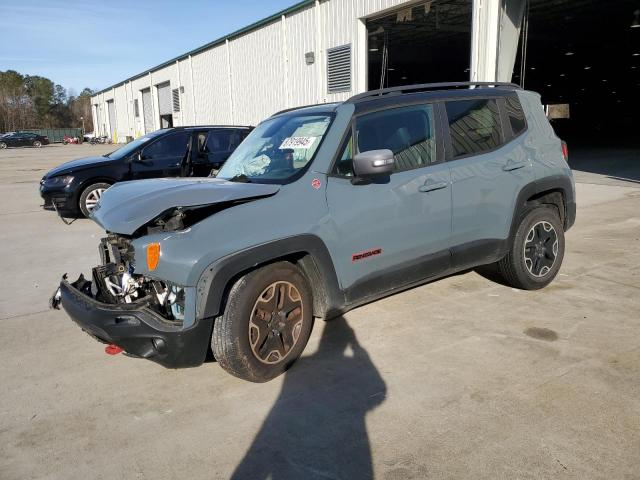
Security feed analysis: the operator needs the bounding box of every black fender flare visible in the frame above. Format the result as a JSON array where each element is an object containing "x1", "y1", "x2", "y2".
[
  {"x1": 195, "y1": 234, "x2": 345, "y2": 320},
  {"x1": 508, "y1": 175, "x2": 576, "y2": 243}
]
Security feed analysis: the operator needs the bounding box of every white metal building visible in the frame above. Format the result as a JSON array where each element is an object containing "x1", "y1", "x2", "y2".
[
  {"x1": 95, "y1": 0, "x2": 638, "y2": 143},
  {"x1": 91, "y1": 0, "x2": 529, "y2": 141}
]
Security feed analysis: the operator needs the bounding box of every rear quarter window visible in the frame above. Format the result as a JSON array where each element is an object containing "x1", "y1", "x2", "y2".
[
  {"x1": 504, "y1": 95, "x2": 527, "y2": 137},
  {"x1": 445, "y1": 99, "x2": 503, "y2": 158}
]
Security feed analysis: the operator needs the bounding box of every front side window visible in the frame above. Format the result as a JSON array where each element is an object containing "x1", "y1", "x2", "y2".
[
  {"x1": 105, "y1": 130, "x2": 165, "y2": 159},
  {"x1": 342, "y1": 104, "x2": 437, "y2": 175},
  {"x1": 217, "y1": 113, "x2": 332, "y2": 182},
  {"x1": 143, "y1": 132, "x2": 191, "y2": 158},
  {"x1": 446, "y1": 99, "x2": 503, "y2": 158}
]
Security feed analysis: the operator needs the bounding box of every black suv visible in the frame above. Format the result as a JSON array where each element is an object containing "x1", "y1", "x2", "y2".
[{"x1": 40, "y1": 126, "x2": 251, "y2": 217}]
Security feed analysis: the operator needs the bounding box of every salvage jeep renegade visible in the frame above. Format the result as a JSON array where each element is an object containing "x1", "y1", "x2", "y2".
[{"x1": 51, "y1": 82, "x2": 576, "y2": 383}]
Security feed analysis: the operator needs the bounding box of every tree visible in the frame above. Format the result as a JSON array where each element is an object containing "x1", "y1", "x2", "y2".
[{"x1": 0, "y1": 70, "x2": 93, "y2": 132}]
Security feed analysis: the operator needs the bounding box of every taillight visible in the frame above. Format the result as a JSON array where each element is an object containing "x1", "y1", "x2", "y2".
[{"x1": 561, "y1": 141, "x2": 569, "y2": 161}]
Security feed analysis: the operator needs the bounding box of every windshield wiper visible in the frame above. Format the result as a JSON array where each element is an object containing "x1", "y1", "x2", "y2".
[{"x1": 228, "y1": 174, "x2": 252, "y2": 183}]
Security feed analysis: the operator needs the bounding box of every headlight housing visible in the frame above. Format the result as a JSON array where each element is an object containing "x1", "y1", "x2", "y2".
[{"x1": 44, "y1": 175, "x2": 74, "y2": 186}]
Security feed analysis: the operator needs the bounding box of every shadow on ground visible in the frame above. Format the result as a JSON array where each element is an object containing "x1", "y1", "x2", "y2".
[
  {"x1": 569, "y1": 147, "x2": 640, "y2": 184},
  {"x1": 231, "y1": 317, "x2": 386, "y2": 480}
]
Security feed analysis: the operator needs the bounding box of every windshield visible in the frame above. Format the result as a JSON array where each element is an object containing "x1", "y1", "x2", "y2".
[
  {"x1": 105, "y1": 130, "x2": 166, "y2": 159},
  {"x1": 217, "y1": 113, "x2": 333, "y2": 182}
]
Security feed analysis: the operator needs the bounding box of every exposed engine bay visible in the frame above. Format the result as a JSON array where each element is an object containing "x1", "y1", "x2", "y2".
[{"x1": 57, "y1": 235, "x2": 186, "y2": 323}]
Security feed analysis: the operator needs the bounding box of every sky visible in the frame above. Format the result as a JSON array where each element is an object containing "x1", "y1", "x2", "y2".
[{"x1": 0, "y1": 0, "x2": 297, "y2": 94}]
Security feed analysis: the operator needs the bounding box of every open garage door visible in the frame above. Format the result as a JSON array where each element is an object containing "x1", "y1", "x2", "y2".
[
  {"x1": 512, "y1": 0, "x2": 640, "y2": 147},
  {"x1": 367, "y1": 0, "x2": 472, "y2": 90}
]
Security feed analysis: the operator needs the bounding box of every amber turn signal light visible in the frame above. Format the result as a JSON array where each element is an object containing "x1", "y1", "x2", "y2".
[{"x1": 146, "y1": 243, "x2": 160, "y2": 271}]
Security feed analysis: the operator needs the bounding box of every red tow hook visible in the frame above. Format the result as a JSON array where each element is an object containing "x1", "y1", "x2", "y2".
[{"x1": 105, "y1": 344, "x2": 123, "y2": 355}]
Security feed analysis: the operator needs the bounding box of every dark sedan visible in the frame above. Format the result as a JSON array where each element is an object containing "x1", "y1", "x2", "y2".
[
  {"x1": 40, "y1": 126, "x2": 251, "y2": 217},
  {"x1": 0, "y1": 132, "x2": 49, "y2": 148}
]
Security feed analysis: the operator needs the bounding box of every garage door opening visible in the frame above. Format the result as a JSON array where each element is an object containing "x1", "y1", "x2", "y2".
[
  {"x1": 513, "y1": 0, "x2": 640, "y2": 147},
  {"x1": 367, "y1": 0, "x2": 472, "y2": 90}
]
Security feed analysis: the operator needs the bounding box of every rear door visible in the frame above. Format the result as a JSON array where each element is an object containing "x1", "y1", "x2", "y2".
[
  {"x1": 326, "y1": 103, "x2": 451, "y2": 301},
  {"x1": 444, "y1": 96, "x2": 534, "y2": 269},
  {"x1": 131, "y1": 131, "x2": 192, "y2": 180}
]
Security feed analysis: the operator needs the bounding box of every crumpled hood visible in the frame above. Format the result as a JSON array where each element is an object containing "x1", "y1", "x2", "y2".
[
  {"x1": 91, "y1": 177, "x2": 280, "y2": 235},
  {"x1": 45, "y1": 156, "x2": 114, "y2": 177}
]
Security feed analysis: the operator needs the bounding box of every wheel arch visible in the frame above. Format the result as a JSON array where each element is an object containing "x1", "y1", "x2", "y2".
[
  {"x1": 509, "y1": 175, "x2": 575, "y2": 242},
  {"x1": 196, "y1": 235, "x2": 345, "y2": 322}
]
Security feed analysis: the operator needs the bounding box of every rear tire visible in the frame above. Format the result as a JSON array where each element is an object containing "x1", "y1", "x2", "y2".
[
  {"x1": 33, "y1": 140, "x2": 42, "y2": 148},
  {"x1": 491, "y1": 206, "x2": 565, "y2": 290},
  {"x1": 212, "y1": 262, "x2": 314, "y2": 383},
  {"x1": 0, "y1": 142, "x2": 6, "y2": 149},
  {"x1": 79, "y1": 182, "x2": 110, "y2": 217}
]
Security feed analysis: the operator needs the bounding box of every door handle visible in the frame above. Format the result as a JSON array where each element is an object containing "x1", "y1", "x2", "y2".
[
  {"x1": 419, "y1": 181, "x2": 448, "y2": 193},
  {"x1": 502, "y1": 160, "x2": 528, "y2": 172}
]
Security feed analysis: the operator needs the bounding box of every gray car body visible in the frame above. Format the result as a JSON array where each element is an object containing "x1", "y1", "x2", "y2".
[{"x1": 92, "y1": 88, "x2": 575, "y2": 329}]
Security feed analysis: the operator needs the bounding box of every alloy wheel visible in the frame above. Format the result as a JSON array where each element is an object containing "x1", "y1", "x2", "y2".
[
  {"x1": 33, "y1": 141, "x2": 42, "y2": 148},
  {"x1": 249, "y1": 281, "x2": 304, "y2": 364},
  {"x1": 84, "y1": 187, "x2": 106, "y2": 212},
  {"x1": 523, "y1": 221, "x2": 558, "y2": 277}
]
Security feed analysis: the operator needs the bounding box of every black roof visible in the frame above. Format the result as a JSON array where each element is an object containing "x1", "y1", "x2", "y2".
[
  {"x1": 165, "y1": 125, "x2": 253, "y2": 131},
  {"x1": 347, "y1": 82, "x2": 521, "y2": 104},
  {"x1": 269, "y1": 82, "x2": 523, "y2": 118}
]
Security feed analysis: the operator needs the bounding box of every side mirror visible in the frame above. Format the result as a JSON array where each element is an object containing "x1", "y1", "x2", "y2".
[{"x1": 353, "y1": 149, "x2": 394, "y2": 177}]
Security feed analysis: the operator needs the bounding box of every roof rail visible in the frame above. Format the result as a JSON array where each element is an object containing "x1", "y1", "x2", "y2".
[
  {"x1": 347, "y1": 82, "x2": 522, "y2": 103},
  {"x1": 271, "y1": 101, "x2": 340, "y2": 117}
]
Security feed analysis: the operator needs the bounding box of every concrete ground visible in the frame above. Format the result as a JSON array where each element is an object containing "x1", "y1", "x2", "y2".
[{"x1": 0, "y1": 144, "x2": 638, "y2": 480}]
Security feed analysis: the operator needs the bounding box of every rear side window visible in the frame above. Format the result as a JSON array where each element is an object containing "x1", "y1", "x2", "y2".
[
  {"x1": 445, "y1": 99, "x2": 503, "y2": 158},
  {"x1": 355, "y1": 104, "x2": 437, "y2": 173},
  {"x1": 504, "y1": 95, "x2": 527, "y2": 136},
  {"x1": 199, "y1": 130, "x2": 245, "y2": 154}
]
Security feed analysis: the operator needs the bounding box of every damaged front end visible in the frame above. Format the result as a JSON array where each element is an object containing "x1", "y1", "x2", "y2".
[{"x1": 50, "y1": 235, "x2": 213, "y2": 368}]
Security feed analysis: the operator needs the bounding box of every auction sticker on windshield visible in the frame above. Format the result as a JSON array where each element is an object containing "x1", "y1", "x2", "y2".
[{"x1": 280, "y1": 137, "x2": 317, "y2": 149}]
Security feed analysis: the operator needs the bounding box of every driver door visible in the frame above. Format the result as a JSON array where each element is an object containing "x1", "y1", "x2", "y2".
[
  {"x1": 131, "y1": 131, "x2": 192, "y2": 180},
  {"x1": 326, "y1": 103, "x2": 452, "y2": 302}
]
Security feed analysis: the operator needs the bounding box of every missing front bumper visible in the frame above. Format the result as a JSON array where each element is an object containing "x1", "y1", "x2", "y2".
[{"x1": 53, "y1": 276, "x2": 213, "y2": 368}]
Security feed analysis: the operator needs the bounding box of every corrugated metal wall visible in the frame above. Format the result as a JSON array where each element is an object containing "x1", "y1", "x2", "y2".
[{"x1": 91, "y1": 0, "x2": 486, "y2": 139}]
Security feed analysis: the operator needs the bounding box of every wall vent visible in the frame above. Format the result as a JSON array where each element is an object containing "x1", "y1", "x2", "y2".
[
  {"x1": 172, "y1": 88, "x2": 181, "y2": 113},
  {"x1": 327, "y1": 44, "x2": 352, "y2": 93}
]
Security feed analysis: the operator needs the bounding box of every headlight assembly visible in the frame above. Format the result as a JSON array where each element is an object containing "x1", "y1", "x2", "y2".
[{"x1": 45, "y1": 175, "x2": 74, "y2": 186}]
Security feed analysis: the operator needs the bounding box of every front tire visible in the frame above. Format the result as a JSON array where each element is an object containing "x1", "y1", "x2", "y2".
[
  {"x1": 212, "y1": 262, "x2": 314, "y2": 382},
  {"x1": 33, "y1": 140, "x2": 42, "y2": 148},
  {"x1": 492, "y1": 206, "x2": 565, "y2": 290},
  {"x1": 78, "y1": 182, "x2": 110, "y2": 217},
  {"x1": 0, "y1": 142, "x2": 6, "y2": 149}
]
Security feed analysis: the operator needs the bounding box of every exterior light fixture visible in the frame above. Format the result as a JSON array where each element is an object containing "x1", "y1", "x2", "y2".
[
  {"x1": 565, "y1": 51, "x2": 574, "y2": 56},
  {"x1": 584, "y1": 66, "x2": 592, "y2": 70},
  {"x1": 632, "y1": 9, "x2": 640, "y2": 28}
]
